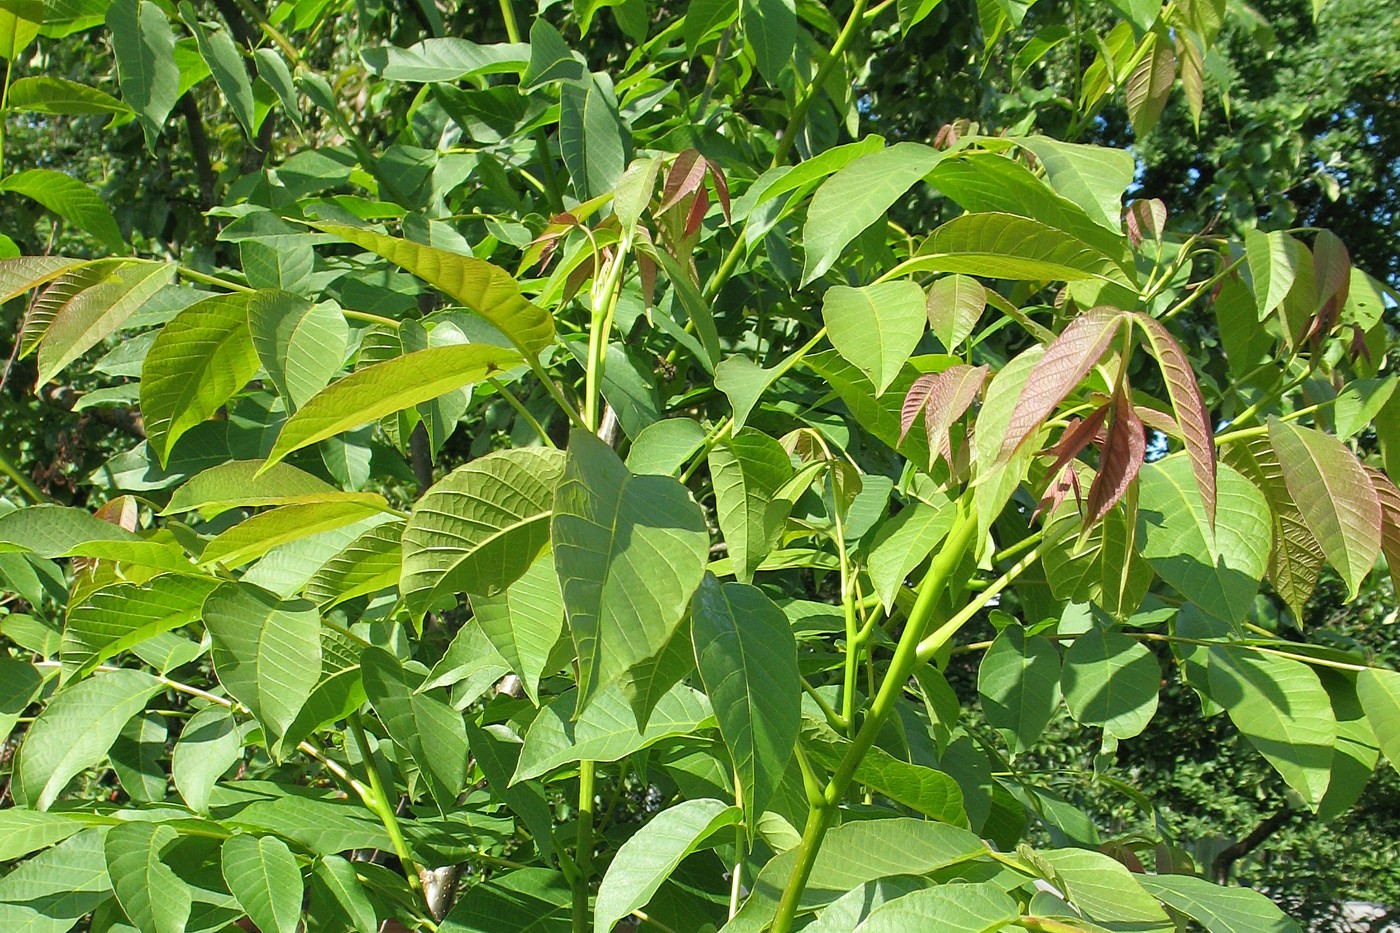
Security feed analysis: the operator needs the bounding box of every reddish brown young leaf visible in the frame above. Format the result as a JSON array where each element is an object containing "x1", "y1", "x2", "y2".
[
  {"x1": 658, "y1": 149, "x2": 707, "y2": 214},
  {"x1": 999, "y1": 308, "x2": 1124, "y2": 462},
  {"x1": 1125, "y1": 199, "x2": 1167, "y2": 248},
  {"x1": 684, "y1": 186, "x2": 710, "y2": 239},
  {"x1": 638, "y1": 252, "x2": 657, "y2": 313},
  {"x1": 705, "y1": 158, "x2": 731, "y2": 223},
  {"x1": 1044, "y1": 403, "x2": 1111, "y2": 480},
  {"x1": 1312, "y1": 230, "x2": 1351, "y2": 318},
  {"x1": 1134, "y1": 404, "x2": 1179, "y2": 439},
  {"x1": 1035, "y1": 461, "x2": 1083, "y2": 522},
  {"x1": 1134, "y1": 313, "x2": 1217, "y2": 527},
  {"x1": 1365, "y1": 466, "x2": 1400, "y2": 596},
  {"x1": 923, "y1": 364, "x2": 989, "y2": 470},
  {"x1": 95, "y1": 495, "x2": 139, "y2": 531},
  {"x1": 900, "y1": 373, "x2": 939, "y2": 444},
  {"x1": 1084, "y1": 387, "x2": 1146, "y2": 527}
]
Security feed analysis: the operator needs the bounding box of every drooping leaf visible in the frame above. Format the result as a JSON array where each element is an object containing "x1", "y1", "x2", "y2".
[
  {"x1": 1269, "y1": 419, "x2": 1381, "y2": 599},
  {"x1": 310, "y1": 856, "x2": 379, "y2": 933},
  {"x1": 594, "y1": 799, "x2": 741, "y2": 933},
  {"x1": 220, "y1": 832, "x2": 303, "y2": 933},
  {"x1": 978, "y1": 624, "x2": 1062, "y2": 751},
  {"x1": 913, "y1": 363, "x2": 988, "y2": 469},
  {"x1": 802, "y1": 143, "x2": 943, "y2": 284},
  {"x1": 551, "y1": 430, "x2": 708, "y2": 713},
  {"x1": 312, "y1": 222, "x2": 554, "y2": 353},
  {"x1": 263, "y1": 343, "x2": 522, "y2": 469},
  {"x1": 559, "y1": 74, "x2": 631, "y2": 201},
  {"x1": 13, "y1": 667, "x2": 161, "y2": 809},
  {"x1": 914, "y1": 213, "x2": 1132, "y2": 285},
  {"x1": 401, "y1": 447, "x2": 565, "y2": 615},
  {"x1": 1083, "y1": 387, "x2": 1145, "y2": 526},
  {"x1": 179, "y1": 2, "x2": 257, "y2": 138},
  {"x1": 202, "y1": 582, "x2": 321, "y2": 741},
  {"x1": 821, "y1": 281, "x2": 927, "y2": 397},
  {"x1": 362, "y1": 37, "x2": 529, "y2": 82},
  {"x1": 925, "y1": 274, "x2": 986, "y2": 350},
  {"x1": 104, "y1": 821, "x2": 192, "y2": 933},
  {"x1": 1245, "y1": 229, "x2": 1301, "y2": 320},
  {"x1": 464, "y1": 720, "x2": 555, "y2": 861},
  {"x1": 1357, "y1": 668, "x2": 1400, "y2": 772},
  {"x1": 1207, "y1": 646, "x2": 1336, "y2": 807},
  {"x1": 106, "y1": 0, "x2": 180, "y2": 146},
  {"x1": 141, "y1": 292, "x2": 260, "y2": 466},
  {"x1": 1035, "y1": 847, "x2": 1171, "y2": 926},
  {"x1": 1040, "y1": 497, "x2": 1153, "y2": 620},
  {"x1": 31, "y1": 259, "x2": 172, "y2": 387},
  {"x1": 742, "y1": 0, "x2": 797, "y2": 84},
  {"x1": 0, "y1": 170, "x2": 122, "y2": 252},
  {"x1": 6, "y1": 76, "x2": 131, "y2": 117},
  {"x1": 691, "y1": 575, "x2": 800, "y2": 822},
  {"x1": 361, "y1": 646, "x2": 469, "y2": 814},
  {"x1": 1124, "y1": 30, "x2": 1175, "y2": 136},
  {"x1": 1000, "y1": 308, "x2": 1124, "y2": 460},
  {"x1": 1011, "y1": 136, "x2": 1137, "y2": 233}
]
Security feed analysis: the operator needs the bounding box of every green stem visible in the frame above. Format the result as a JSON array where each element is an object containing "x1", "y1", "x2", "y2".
[
  {"x1": 1159, "y1": 255, "x2": 1246, "y2": 322},
  {"x1": 572, "y1": 761, "x2": 596, "y2": 931},
  {"x1": 769, "y1": 504, "x2": 979, "y2": 933},
  {"x1": 498, "y1": 0, "x2": 521, "y2": 41},
  {"x1": 489, "y1": 377, "x2": 556, "y2": 448},
  {"x1": 0, "y1": 449, "x2": 48, "y2": 504},
  {"x1": 348, "y1": 714, "x2": 425, "y2": 897},
  {"x1": 584, "y1": 234, "x2": 632, "y2": 432},
  {"x1": 177, "y1": 265, "x2": 253, "y2": 293},
  {"x1": 916, "y1": 543, "x2": 1045, "y2": 662},
  {"x1": 341, "y1": 308, "x2": 402, "y2": 328},
  {"x1": 0, "y1": 58, "x2": 11, "y2": 176},
  {"x1": 770, "y1": 0, "x2": 870, "y2": 168}
]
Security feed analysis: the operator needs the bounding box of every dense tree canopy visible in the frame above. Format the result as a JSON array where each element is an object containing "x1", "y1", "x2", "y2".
[{"x1": 1, "y1": 0, "x2": 1398, "y2": 930}]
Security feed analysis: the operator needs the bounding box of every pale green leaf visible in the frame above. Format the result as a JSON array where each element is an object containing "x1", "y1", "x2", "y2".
[
  {"x1": 362, "y1": 646, "x2": 469, "y2": 813},
  {"x1": 709, "y1": 430, "x2": 794, "y2": 583},
  {"x1": 302, "y1": 521, "x2": 403, "y2": 609},
  {"x1": 805, "y1": 733, "x2": 968, "y2": 825},
  {"x1": 200, "y1": 499, "x2": 391, "y2": 570},
  {"x1": 1246, "y1": 229, "x2": 1301, "y2": 319},
  {"x1": 248, "y1": 292, "x2": 350, "y2": 410},
  {"x1": 1061, "y1": 628, "x2": 1161, "y2": 739},
  {"x1": 164, "y1": 460, "x2": 338, "y2": 517},
  {"x1": 264, "y1": 343, "x2": 521, "y2": 468},
  {"x1": 978, "y1": 624, "x2": 1062, "y2": 750},
  {"x1": 203, "y1": 582, "x2": 321, "y2": 740},
  {"x1": 855, "y1": 881, "x2": 1018, "y2": 932},
  {"x1": 866, "y1": 495, "x2": 957, "y2": 610},
  {"x1": 0, "y1": 808, "x2": 87, "y2": 862},
  {"x1": 594, "y1": 799, "x2": 740, "y2": 933},
  {"x1": 821, "y1": 280, "x2": 926, "y2": 396},
  {"x1": 914, "y1": 212, "x2": 1130, "y2": 285},
  {"x1": 1357, "y1": 668, "x2": 1400, "y2": 773},
  {"x1": 104, "y1": 821, "x2": 191, "y2": 933},
  {"x1": 1011, "y1": 136, "x2": 1137, "y2": 233},
  {"x1": 33, "y1": 259, "x2": 172, "y2": 386},
  {"x1": 362, "y1": 37, "x2": 529, "y2": 82},
  {"x1": 172, "y1": 705, "x2": 242, "y2": 814},
  {"x1": 1035, "y1": 847, "x2": 1172, "y2": 927},
  {"x1": 14, "y1": 667, "x2": 161, "y2": 809},
  {"x1": 106, "y1": 0, "x2": 180, "y2": 146},
  {"x1": 471, "y1": 550, "x2": 563, "y2": 706},
  {"x1": 61, "y1": 574, "x2": 218, "y2": 678},
  {"x1": 1124, "y1": 30, "x2": 1175, "y2": 137},
  {"x1": 0, "y1": 169, "x2": 122, "y2": 252},
  {"x1": 1139, "y1": 873, "x2": 1303, "y2": 933}
]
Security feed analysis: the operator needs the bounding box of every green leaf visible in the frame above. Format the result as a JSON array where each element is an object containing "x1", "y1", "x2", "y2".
[
  {"x1": 164, "y1": 460, "x2": 338, "y2": 517},
  {"x1": 361, "y1": 646, "x2": 469, "y2": 813},
  {"x1": 31, "y1": 259, "x2": 172, "y2": 387},
  {"x1": 729, "y1": 818, "x2": 987, "y2": 928},
  {"x1": 104, "y1": 821, "x2": 191, "y2": 933},
  {"x1": 1124, "y1": 30, "x2": 1175, "y2": 137},
  {"x1": 141, "y1": 292, "x2": 260, "y2": 466},
  {"x1": 709, "y1": 430, "x2": 794, "y2": 583},
  {"x1": 1137, "y1": 458, "x2": 1271, "y2": 624},
  {"x1": 200, "y1": 499, "x2": 390, "y2": 569},
  {"x1": 1035, "y1": 847, "x2": 1171, "y2": 926},
  {"x1": 1011, "y1": 136, "x2": 1136, "y2": 233},
  {"x1": 464, "y1": 720, "x2": 555, "y2": 860},
  {"x1": 978, "y1": 624, "x2": 1062, "y2": 751},
  {"x1": 362, "y1": 37, "x2": 529, "y2": 82},
  {"x1": 179, "y1": 3, "x2": 257, "y2": 138},
  {"x1": 914, "y1": 212, "x2": 1130, "y2": 285},
  {"x1": 264, "y1": 342, "x2": 521, "y2": 469},
  {"x1": 248, "y1": 292, "x2": 350, "y2": 410},
  {"x1": 220, "y1": 832, "x2": 304, "y2": 933},
  {"x1": 1061, "y1": 628, "x2": 1161, "y2": 739},
  {"x1": 60, "y1": 573, "x2": 218, "y2": 677},
  {"x1": 626, "y1": 418, "x2": 708, "y2": 476},
  {"x1": 595, "y1": 799, "x2": 741, "y2": 933},
  {"x1": 0, "y1": 503, "x2": 138, "y2": 557},
  {"x1": 440, "y1": 868, "x2": 570, "y2": 933},
  {"x1": 0, "y1": 808, "x2": 86, "y2": 862},
  {"x1": 522, "y1": 18, "x2": 587, "y2": 87},
  {"x1": 0, "y1": 828, "x2": 113, "y2": 930},
  {"x1": 1040, "y1": 499, "x2": 1153, "y2": 620},
  {"x1": 1269, "y1": 419, "x2": 1382, "y2": 599},
  {"x1": 559, "y1": 74, "x2": 631, "y2": 200},
  {"x1": 0, "y1": 0, "x2": 41, "y2": 60},
  {"x1": 1139, "y1": 874, "x2": 1303, "y2": 933},
  {"x1": 802, "y1": 142, "x2": 942, "y2": 284},
  {"x1": 311, "y1": 856, "x2": 379, "y2": 933},
  {"x1": 471, "y1": 550, "x2": 564, "y2": 705},
  {"x1": 254, "y1": 49, "x2": 301, "y2": 127},
  {"x1": 109, "y1": 708, "x2": 166, "y2": 802},
  {"x1": 691, "y1": 575, "x2": 800, "y2": 822},
  {"x1": 401, "y1": 447, "x2": 565, "y2": 615},
  {"x1": 0, "y1": 169, "x2": 122, "y2": 252},
  {"x1": 853, "y1": 882, "x2": 1018, "y2": 932},
  {"x1": 1357, "y1": 668, "x2": 1400, "y2": 772},
  {"x1": 0, "y1": 657, "x2": 44, "y2": 746},
  {"x1": 0, "y1": 255, "x2": 90, "y2": 305},
  {"x1": 106, "y1": 0, "x2": 180, "y2": 146},
  {"x1": 805, "y1": 733, "x2": 968, "y2": 825},
  {"x1": 821, "y1": 280, "x2": 927, "y2": 396},
  {"x1": 172, "y1": 704, "x2": 242, "y2": 814},
  {"x1": 203, "y1": 582, "x2": 321, "y2": 741},
  {"x1": 1207, "y1": 646, "x2": 1336, "y2": 807},
  {"x1": 804, "y1": 877, "x2": 930, "y2": 933},
  {"x1": 552, "y1": 430, "x2": 708, "y2": 712},
  {"x1": 513, "y1": 681, "x2": 713, "y2": 782},
  {"x1": 714, "y1": 355, "x2": 782, "y2": 433},
  {"x1": 13, "y1": 667, "x2": 161, "y2": 809},
  {"x1": 1245, "y1": 229, "x2": 1301, "y2": 319},
  {"x1": 302, "y1": 521, "x2": 404, "y2": 609},
  {"x1": 312, "y1": 222, "x2": 554, "y2": 353},
  {"x1": 684, "y1": 0, "x2": 739, "y2": 54},
  {"x1": 924, "y1": 274, "x2": 987, "y2": 350},
  {"x1": 742, "y1": 0, "x2": 796, "y2": 84}
]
